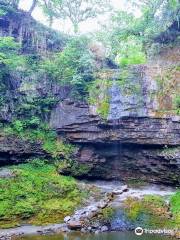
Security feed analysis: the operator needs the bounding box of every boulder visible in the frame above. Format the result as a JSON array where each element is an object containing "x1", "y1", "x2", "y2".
[
  {"x1": 64, "y1": 216, "x2": 71, "y2": 223},
  {"x1": 67, "y1": 221, "x2": 83, "y2": 230}
]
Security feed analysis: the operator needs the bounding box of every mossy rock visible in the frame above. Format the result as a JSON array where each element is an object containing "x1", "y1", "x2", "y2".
[
  {"x1": 0, "y1": 161, "x2": 86, "y2": 228},
  {"x1": 123, "y1": 194, "x2": 180, "y2": 229},
  {"x1": 57, "y1": 160, "x2": 93, "y2": 177}
]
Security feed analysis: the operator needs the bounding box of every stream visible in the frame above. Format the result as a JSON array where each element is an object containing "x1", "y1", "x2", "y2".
[
  {"x1": 16, "y1": 231, "x2": 174, "y2": 240},
  {"x1": 0, "y1": 180, "x2": 177, "y2": 240}
]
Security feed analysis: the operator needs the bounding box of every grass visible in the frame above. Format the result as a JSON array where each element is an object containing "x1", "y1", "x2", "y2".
[{"x1": 0, "y1": 160, "x2": 87, "y2": 228}]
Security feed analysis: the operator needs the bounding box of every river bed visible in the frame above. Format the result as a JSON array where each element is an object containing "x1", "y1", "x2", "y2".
[{"x1": 16, "y1": 231, "x2": 175, "y2": 240}]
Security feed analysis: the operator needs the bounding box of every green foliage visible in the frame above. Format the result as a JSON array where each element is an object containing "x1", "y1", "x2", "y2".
[
  {"x1": 41, "y1": 37, "x2": 95, "y2": 99},
  {"x1": 173, "y1": 95, "x2": 180, "y2": 115},
  {"x1": 40, "y1": 0, "x2": 111, "y2": 33},
  {"x1": 117, "y1": 36, "x2": 146, "y2": 66},
  {"x1": 97, "y1": 0, "x2": 179, "y2": 60},
  {"x1": 100, "y1": 207, "x2": 115, "y2": 222},
  {"x1": 42, "y1": 139, "x2": 75, "y2": 160},
  {"x1": 170, "y1": 192, "x2": 180, "y2": 214},
  {"x1": 0, "y1": 161, "x2": 85, "y2": 228},
  {"x1": 0, "y1": 8, "x2": 6, "y2": 16},
  {"x1": 88, "y1": 78, "x2": 111, "y2": 119},
  {"x1": 57, "y1": 160, "x2": 92, "y2": 177},
  {"x1": 3, "y1": 119, "x2": 74, "y2": 160},
  {"x1": 170, "y1": 191, "x2": 180, "y2": 225},
  {"x1": 15, "y1": 97, "x2": 59, "y2": 119},
  {"x1": 124, "y1": 193, "x2": 180, "y2": 229},
  {"x1": 0, "y1": 37, "x2": 25, "y2": 69}
]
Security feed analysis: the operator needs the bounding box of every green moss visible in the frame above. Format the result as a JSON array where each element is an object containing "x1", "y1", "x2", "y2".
[
  {"x1": 161, "y1": 147, "x2": 180, "y2": 157},
  {"x1": 173, "y1": 94, "x2": 180, "y2": 115},
  {"x1": 123, "y1": 193, "x2": 180, "y2": 229},
  {"x1": 154, "y1": 66, "x2": 180, "y2": 114},
  {"x1": 170, "y1": 191, "x2": 180, "y2": 226},
  {"x1": 117, "y1": 68, "x2": 141, "y2": 96},
  {"x1": 0, "y1": 161, "x2": 86, "y2": 228},
  {"x1": 96, "y1": 96, "x2": 110, "y2": 120},
  {"x1": 2, "y1": 121, "x2": 74, "y2": 161},
  {"x1": 88, "y1": 78, "x2": 111, "y2": 120},
  {"x1": 100, "y1": 207, "x2": 115, "y2": 222},
  {"x1": 57, "y1": 160, "x2": 92, "y2": 177}
]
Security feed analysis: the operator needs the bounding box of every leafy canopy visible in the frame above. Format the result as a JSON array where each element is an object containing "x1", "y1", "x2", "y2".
[
  {"x1": 41, "y1": 37, "x2": 95, "y2": 98},
  {"x1": 40, "y1": 0, "x2": 111, "y2": 33},
  {"x1": 0, "y1": 37, "x2": 25, "y2": 69}
]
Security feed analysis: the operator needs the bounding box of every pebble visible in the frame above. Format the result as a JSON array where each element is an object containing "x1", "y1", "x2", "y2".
[
  {"x1": 64, "y1": 216, "x2": 71, "y2": 223},
  {"x1": 101, "y1": 226, "x2": 108, "y2": 232}
]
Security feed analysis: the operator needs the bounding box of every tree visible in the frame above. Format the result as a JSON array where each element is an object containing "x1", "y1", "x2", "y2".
[
  {"x1": 0, "y1": 0, "x2": 38, "y2": 15},
  {"x1": 41, "y1": 0, "x2": 111, "y2": 33},
  {"x1": 40, "y1": 37, "x2": 95, "y2": 98},
  {"x1": 96, "y1": 0, "x2": 180, "y2": 60},
  {"x1": 28, "y1": 0, "x2": 38, "y2": 15},
  {"x1": 0, "y1": 36, "x2": 25, "y2": 69},
  {"x1": 0, "y1": 0, "x2": 20, "y2": 8}
]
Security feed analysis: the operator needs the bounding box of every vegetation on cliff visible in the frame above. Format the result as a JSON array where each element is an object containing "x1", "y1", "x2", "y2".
[{"x1": 0, "y1": 0, "x2": 179, "y2": 233}]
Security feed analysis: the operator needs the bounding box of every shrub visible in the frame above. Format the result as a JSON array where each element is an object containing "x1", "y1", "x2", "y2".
[{"x1": 40, "y1": 37, "x2": 95, "y2": 99}]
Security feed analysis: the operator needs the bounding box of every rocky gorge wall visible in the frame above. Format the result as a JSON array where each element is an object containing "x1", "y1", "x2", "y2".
[
  {"x1": 49, "y1": 46, "x2": 180, "y2": 186},
  {"x1": 0, "y1": 5, "x2": 179, "y2": 186},
  {"x1": 0, "y1": 2, "x2": 67, "y2": 54},
  {"x1": 50, "y1": 101, "x2": 180, "y2": 185}
]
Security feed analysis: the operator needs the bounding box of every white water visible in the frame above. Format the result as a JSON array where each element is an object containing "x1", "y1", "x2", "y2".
[{"x1": 85, "y1": 180, "x2": 176, "y2": 207}]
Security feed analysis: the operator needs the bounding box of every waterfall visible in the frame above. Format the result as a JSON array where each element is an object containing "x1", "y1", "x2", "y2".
[{"x1": 108, "y1": 69, "x2": 122, "y2": 120}]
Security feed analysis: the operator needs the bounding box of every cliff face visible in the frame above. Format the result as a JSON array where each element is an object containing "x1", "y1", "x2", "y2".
[
  {"x1": 0, "y1": 6, "x2": 179, "y2": 186},
  {"x1": 0, "y1": 3, "x2": 67, "y2": 54},
  {"x1": 50, "y1": 101, "x2": 180, "y2": 185},
  {"x1": 0, "y1": 133, "x2": 45, "y2": 165},
  {"x1": 49, "y1": 46, "x2": 180, "y2": 185}
]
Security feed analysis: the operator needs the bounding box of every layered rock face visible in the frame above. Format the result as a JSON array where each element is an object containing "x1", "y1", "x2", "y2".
[
  {"x1": 50, "y1": 46, "x2": 180, "y2": 185},
  {"x1": 51, "y1": 102, "x2": 179, "y2": 146},
  {"x1": 0, "y1": 134, "x2": 45, "y2": 165},
  {"x1": 50, "y1": 101, "x2": 180, "y2": 185},
  {"x1": 0, "y1": 5, "x2": 179, "y2": 185},
  {"x1": 0, "y1": 2, "x2": 67, "y2": 54}
]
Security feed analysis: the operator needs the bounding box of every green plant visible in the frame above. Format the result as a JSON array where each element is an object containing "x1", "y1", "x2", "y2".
[
  {"x1": 2, "y1": 119, "x2": 75, "y2": 161},
  {"x1": 117, "y1": 36, "x2": 146, "y2": 66},
  {"x1": 173, "y1": 95, "x2": 180, "y2": 115},
  {"x1": 170, "y1": 191, "x2": 180, "y2": 225},
  {"x1": 40, "y1": 37, "x2": 95, "y2": 99},
  {"x1": 0, "y1": 161, "x2": 86, "y2": 228},
  {"x1": 0, "y1": 37, "x2": 25, "y2": 69},
  {"x1": 57, "y1": 160, "x2": 92, "y2": 177},
  {"x1": 100, "y1": 207, "x2": 115, "y2": 222},
  {"x1": 88, "y1": 78, "x2": 111, "y2": 119}
]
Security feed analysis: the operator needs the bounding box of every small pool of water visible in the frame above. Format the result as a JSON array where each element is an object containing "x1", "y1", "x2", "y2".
[{"x1": 17, "y1": 232, "x2": 174, "y2": 240}]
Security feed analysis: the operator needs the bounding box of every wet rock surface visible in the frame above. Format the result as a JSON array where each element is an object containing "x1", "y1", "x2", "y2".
[
  {"x1": 0, "y1": 182, "x2": 176, "y2": 239},
  {"x1": 50, "y1": 101, "x2": 179, "y2": 146},
  {"x1": 0, "y1": 185, "x2": 128, "y2": 238},
  {"x1": 65, "y1": 185, "x2": 128, "y2": 232},
  {"x1": 0, "y1": 134, "x2": 45, "y2": 166},
  {"x1": 52, "y1": 102, "x2": 180, "y2": 185}
]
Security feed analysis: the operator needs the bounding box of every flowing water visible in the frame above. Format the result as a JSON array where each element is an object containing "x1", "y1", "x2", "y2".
[
  {"x1": 16, "y1": 231, "x2": 174, "y2": 240},
  {"x1": 1, "y1": 181, "x2": 177, "y2": 240}
]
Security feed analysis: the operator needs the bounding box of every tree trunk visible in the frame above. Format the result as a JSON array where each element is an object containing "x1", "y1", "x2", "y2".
[
  {"x1": 49, "y1": 15, "x2": 54, "y2": 27},
  {"x1": 28, "y1": 0, "x2": 38, "y2": 15},
  {"x1": 73, "y1": 23, "x2": 79, "y2": 34}
]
